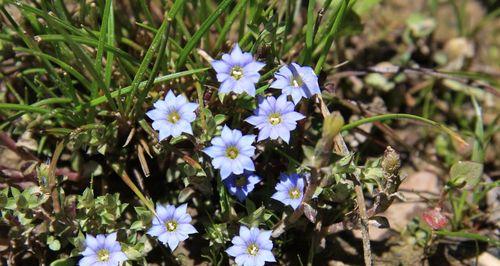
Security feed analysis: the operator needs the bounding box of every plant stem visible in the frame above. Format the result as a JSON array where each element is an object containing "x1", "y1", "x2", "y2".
[
  {"x1": 354, "y1": 182, "x2": 373, "y2": 266},
  {"x1": 341, "y1": 113, "x2": 467, "y2": 146}
]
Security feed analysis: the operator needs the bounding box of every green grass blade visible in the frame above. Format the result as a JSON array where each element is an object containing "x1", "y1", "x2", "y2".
[
  {"x1": 124, "y1": 13, "x2": 170, "y2": 114},
  {"x1": 132, "y1": 0, "x2": 188, "y2": 117},
  {"x1": 138, "y1": 0, "x2": 155, "y2": 26},
  {"x1": 471, "y1": 97, "x2": 484, "y2": 163},
  {"x1": 95, "y1": 0, "x2": 117, "y2": 111},
  {"x1": 314, "y1": 0, "x2": 349, "y2": 74},
  {"x1": 0, "y1": 97, "x2": 73, "y2": 130},
  {"x1": 302, "y1": 0, "x2": 316, "y2": 65},
  {"x1": 125, "y1": 0, "x2": 187, "y2": 114},
  {"x1": 0, "y1": 5, "x2": 65, "y2": 91},
  {"x1": 37, "y1": 34, "x2": 139, "y2": 64},
  {"x1": 0, "y1": 103, "x2": 50, "y2": 114},
  {"x1": 14, "y1": 47, "x2": 93, "y2": 93},
  {"x1": 341, "y1": 113, "x2": 467, "y2": 147},
  {"x1": 95, "y1": 0, "x2": 111, "y2": 71},
  {"x1": 214, "y1": 0, "x2": 249, "y2": 50},
  {"x1": 133, "y1": 21, "x2": 170, "y2": 118},
  {"x1": 7, "y1": 1, "x2": 85, "y2": 36},
  {"x1": 435, "y1": 230, "x2": 500, "y2": 245},
  {"x1": 79, "y1": 68, "x2": 209, "y2": 111},
  {"x1": 176, "y1": 0, "x2": 235, "y2": 69},
  {"x1": 104, "y1": 1, "x2": 125, "y2": 113}
]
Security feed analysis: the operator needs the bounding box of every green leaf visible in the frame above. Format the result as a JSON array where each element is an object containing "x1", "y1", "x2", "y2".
[
  {"x1": 77, "y1": 68, "x2": 209, "y2": 111},
  {"x1": 303, "y1": 0, "x2": 316, "y2": 65},
  {"x1": 50, "y1": 258, "x2": 75, "y2": 266},
  {"x1": 315, "y1": 0, "x2": 350, "y2": 73},
  {"x1": 47, "y1": 236, "x2": 61, "y2": 251},
  {"x1": 449, "y1": 161, "x2": 483, "y2": 187},
  {"x1": 435, "y1": 230, "x2": 500, "y2": 245}
]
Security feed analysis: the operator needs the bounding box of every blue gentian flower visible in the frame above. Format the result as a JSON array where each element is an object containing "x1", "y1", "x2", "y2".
[
  {"x1": 271, "y1": 173, "x2": 305, "y2": 210},
  {"x1": 211, "y1": 43, "x2": 265, "y2": 97},
  {"x1": 79, "y1": 232, "x2": 127, "y2": 266},
  {"x1": 203, "y1": 125, "x2": 256, "y2": 180},
  {"x1": 226, "y1": 226, "x2": 276, "y2": 266},
  {"x1": 146, "y1": 90, "x2": 198, "y2": 141},
  {"x1": 147, "y1": 203, "x2": 198, "y2": 251},
  {"x1": 245, "y1": 94, "x2": 305, "y2": 143},
  {"x1": 270, "y1": 62, "x2": 320, "y2": 104},
  {"x1": 223, "y1": 171, "x2": 261, "y2": 201}
]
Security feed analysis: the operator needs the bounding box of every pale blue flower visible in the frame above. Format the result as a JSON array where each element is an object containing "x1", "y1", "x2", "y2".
[
  {"x1": 203, "y1": 126, "x2": 256, "y2": 180},
  {"x1": 245, "y1": 94, "x2": 305, "y2": 143},
  {"x1": 226, "y1": 226, "x2": 276, "y2": 266},
  {"x1": 147, "y1": 203, "x2": 198, "y2": 251},
  {"x1": 270, "y1": 62, "x2": 320, "y2": 104},
  {"x1": 223, "y1": 171, "x2": 261, "y2": 201},
  {"x1": 146, "y1": 90, "x2": 198, "y2": 141},
  {"x1": 79, "y1": 232, "x2": 127, "y2": 266},
  {"x1": 211, "y1": 43, "x2": 265, "y2": 97},
  {"x1": 271, "y1": 173, "x2": 305, "y2": 210}
]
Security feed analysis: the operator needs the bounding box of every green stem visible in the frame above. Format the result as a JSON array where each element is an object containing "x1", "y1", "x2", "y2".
[{"x1": 341, "y1": 113, "x2": 467, "y2": 146}]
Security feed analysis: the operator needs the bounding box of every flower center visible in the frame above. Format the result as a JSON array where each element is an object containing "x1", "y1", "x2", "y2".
[
  {"x1": 291, "y1": 75, "x2": 304, "y2": 88},
  {"x1": 226, "y1": 146, "x2": 239, "y2": 159},
  {"x1": 168, "y1": 111, "x2": 180, "y2": 124},
  {"x1": 268, "y1": 113, "x2": 282, "y2": 125},
  {"x1": 97, "y1": 249, "x2": 110, "y2": 262},
  {"x1": 288, "y1": 187, "x2": 301, "y2": 199},
  {"x1": 230, "y1": 66, "x2": 244, "y2": 80},
  {"x1": 247, "y1": 243, "x2": 259, "y2": 256},
  {"x1": 235, "y1": 176, "x2": 247, "y2": 188},
  {"x1": 165, "y1": 220, "x2": 178, "y2": 232}
]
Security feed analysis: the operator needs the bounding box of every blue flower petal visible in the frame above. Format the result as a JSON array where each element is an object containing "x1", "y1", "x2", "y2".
[
  {"x1": 226, "y1": 245, "x2": 247, "y2": 257},
  {"x1": 84, "y1": 235, "x2": 100, "y2": 251},
  {"x1": 173, "y1": 203, "x2": 188, "y2": 219},
  {"x1": 78, "y1": 254, "x2": 98, "y2": 266},
  {"x1": 239, "y1": 226, "x2": 251, "y2": 241},
  {"x1": 211, "y1": 59, "x2": 231, "y2": 74}
]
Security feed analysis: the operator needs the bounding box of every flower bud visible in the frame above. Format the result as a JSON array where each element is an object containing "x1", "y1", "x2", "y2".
[{"x1": 382, "y1": 146, "x2": 400, "y2": 174}]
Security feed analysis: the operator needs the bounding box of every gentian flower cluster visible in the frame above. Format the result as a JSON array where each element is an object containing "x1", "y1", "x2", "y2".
[
  {"x1": 147, "y1": 203, "x2": 198, "y2": 251},
  {"x1": 79, "y1": 233, "x2": 127, "y2": 266},
  {"x1": 226, "y1": 226, "x2": 276, "y2": 266},
  {"x1": 146, "y1": 90, "x2": 198, "y2": 141},
  {"x1": 140, "y1": 43, "x2": 317, "y2": 265}
]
